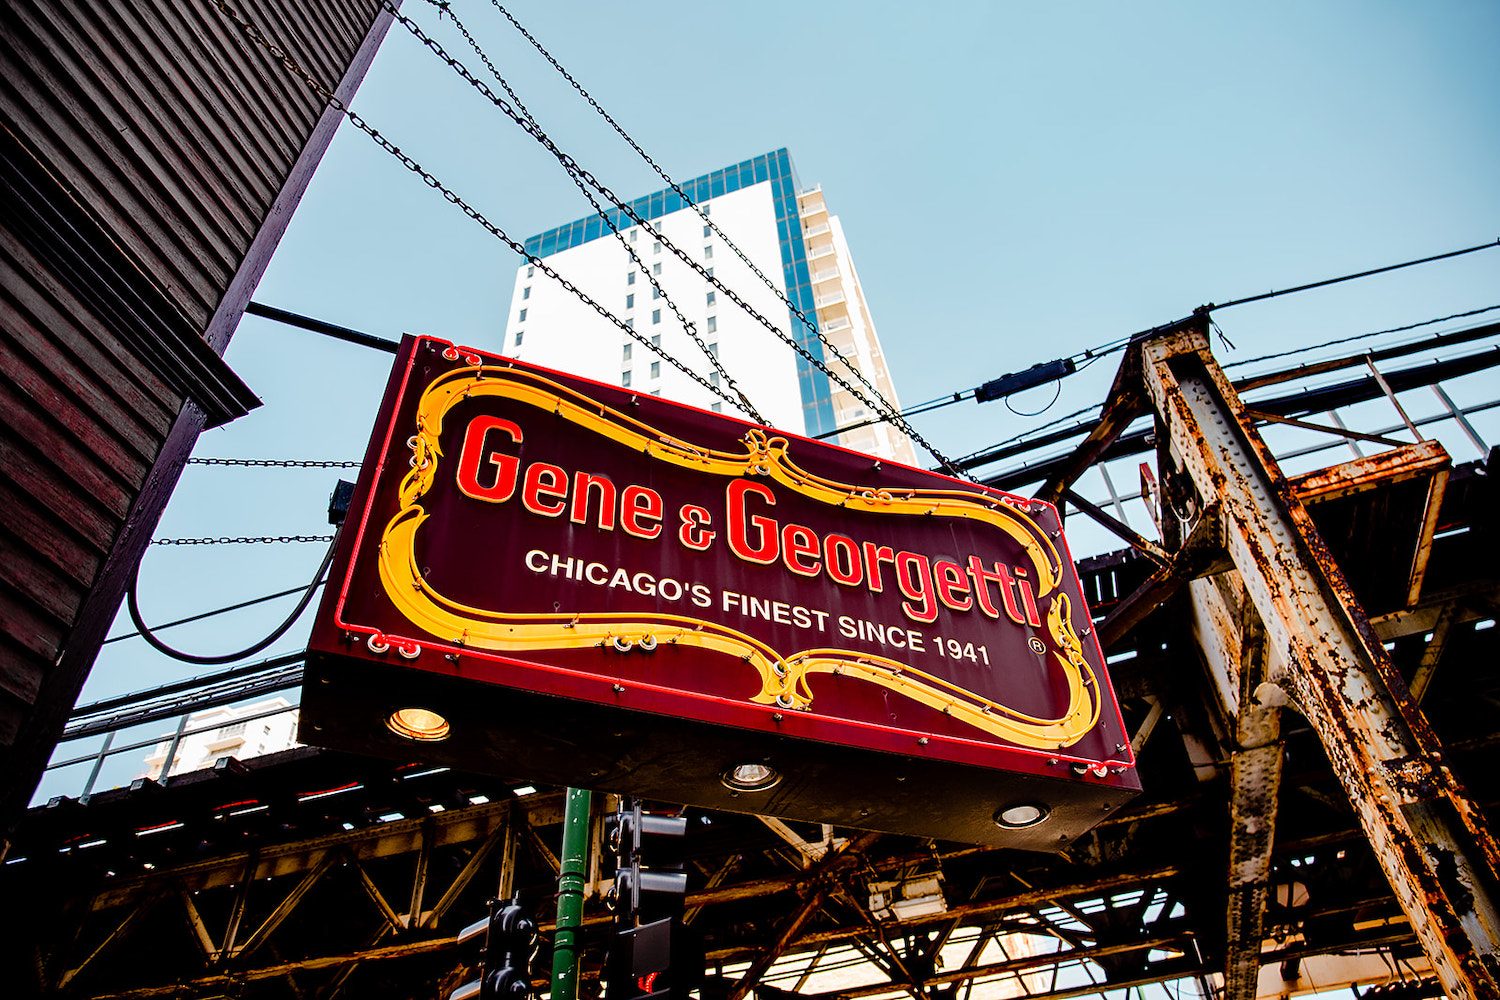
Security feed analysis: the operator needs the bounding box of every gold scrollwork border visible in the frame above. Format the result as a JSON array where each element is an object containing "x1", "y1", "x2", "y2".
[{"x1": 372, "y1": 364, "x2": 1102, "y2": 750}]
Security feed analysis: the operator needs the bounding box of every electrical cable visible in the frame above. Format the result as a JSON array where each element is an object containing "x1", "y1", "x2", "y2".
[
  {"x1": 1201, "y1": 238, "x2": 1499, "y2": 312},
  {"x1": 820, "y1": 245, "x2": 1496, "y2": 444},
  {"x1": 1004, "y1": 379, "x2": 1063, "y2": 418},
  {"x1": 835, "y1": 298, "x2": 1500, "y2": 452},
  {"x1": 104, "y1": 581, "x2": 327, "y2": 644},
  {"x1": 125, "y1": 529, "x2": 338, "y2": 665},
  {"x1": 1223, "y1": 304, "x2": 1500, "y2": 369}
]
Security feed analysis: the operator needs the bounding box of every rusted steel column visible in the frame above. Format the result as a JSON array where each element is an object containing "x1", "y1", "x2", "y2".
[
  {"x1": 1200, "y1": 581, "x2": 1284, "y2": 1000},
  {"x1": 1141, "y1": 324, "x2": 1500, "y2": 1000}
]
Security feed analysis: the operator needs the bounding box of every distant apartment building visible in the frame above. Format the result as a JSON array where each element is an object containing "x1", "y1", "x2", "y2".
[
  {"x1": 140, "y1": 698, "x2": 299, "y2": 780},
  {"x1": 503, "y1": 148, "x2": 918, "y2": 465}
]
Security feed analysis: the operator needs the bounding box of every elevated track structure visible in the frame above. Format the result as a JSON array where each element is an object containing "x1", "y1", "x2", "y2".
[{"x1": 7, "y1": 321, "x2": 1497, "y2": 1000}]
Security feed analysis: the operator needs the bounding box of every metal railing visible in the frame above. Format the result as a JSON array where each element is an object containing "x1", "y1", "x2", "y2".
[{"x1": 44, "y1": 653, "x2": 305, "y2": 801}]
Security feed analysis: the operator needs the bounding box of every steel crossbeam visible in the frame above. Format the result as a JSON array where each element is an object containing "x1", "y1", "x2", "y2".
[{"x1": 1139, "y1": 323, "x2": 1500, "y2": 999}]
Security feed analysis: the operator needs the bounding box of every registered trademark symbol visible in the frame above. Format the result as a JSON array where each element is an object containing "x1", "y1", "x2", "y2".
[{"x1": 1028, "y1": 637, "x2": 1046, "y2": 654}]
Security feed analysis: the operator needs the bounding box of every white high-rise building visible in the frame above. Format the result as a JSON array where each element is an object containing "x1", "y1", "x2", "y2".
[{"x1": 502, "y1": 149, "x2": 917, "y2": 465}]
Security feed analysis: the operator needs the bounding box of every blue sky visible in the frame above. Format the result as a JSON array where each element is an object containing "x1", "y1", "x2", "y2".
[{"x1": 42, "y1": 1, "x2": 1499, "y2": 798}]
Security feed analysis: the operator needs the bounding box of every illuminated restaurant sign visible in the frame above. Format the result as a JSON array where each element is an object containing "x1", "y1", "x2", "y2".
[{"x1": 303, "y1": 337, "x2": 1139, "y2": 849}]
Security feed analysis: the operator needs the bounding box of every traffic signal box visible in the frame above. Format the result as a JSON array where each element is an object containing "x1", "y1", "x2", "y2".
[
  {"x1": 606, "y1": 800, "x2": 700, "y2": 1000},
  {"x1": 452, "y1": 895, "x2": 538, "y2": 1000}
]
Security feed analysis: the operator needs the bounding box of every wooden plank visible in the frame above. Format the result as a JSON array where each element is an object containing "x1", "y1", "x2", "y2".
[
  {"x1": 0, "y1": 44, "x2": 219, "y2": 323},
  {"x1": 11, "y1": 3, "x2": 239, "y2": 291},
  {"x1": 0, "y1": 531, "x2": 84, "y2": 624},
  {"x1": 0, "y1": 11, "x2": 228, "y2": 310},
  {"x1": 0, "y1": 431, "x2": 118, "y2": 552},
  {"x1": 0, "y1": 587, "x2": 63, "y2": 672},
  {"x1": 0, "y1": 376, "x2": 133, "y2": 520},
  {"x1": 68, "y1": 3, "x2": 265, "y2": 227},
  {"x1": 39, "y1": 1, "x2": 257, "y2": 252},
  {"x1": 0, "y1": 476, "x2": 103, "y2": 589},
  {"x1": 0, "y1": 337, "x2": 153, "y2": 488},
  {"x1": 258, "y1": 0, "x2": 345, "y2": 90},
  {"x1": 0, "y1": 312, "x2": 162, "y2": 466},
  {"x1": 196, "y1": 0, "x2": 396, "y2": 357},
  {"x1": 174, "y1": 0, "x2": 307, "y2": 162},
  {"x1": 23, "y1": 1, "x2": 246, "y2": 281},
  {"x1": 120, "y1": 2, "x2": 284, "y2": 200},
  {"x1": 0, "y1": 230, "x2": 180, "y2": 423}
]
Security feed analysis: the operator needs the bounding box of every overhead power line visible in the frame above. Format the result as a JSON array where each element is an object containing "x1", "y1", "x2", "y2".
[
  {"x1": 819, "y1": 243, "x2": 1500, "y2": 444},
  {"x1": 1222, "y1": 304, "x2": 1500, "y2": 370},
  {"x1": 1200, "y1": 239, "x2": 1499, "y2": 313},
  {"x1": 957, "y1": 323, "x2": 1500, "y2": 475}
]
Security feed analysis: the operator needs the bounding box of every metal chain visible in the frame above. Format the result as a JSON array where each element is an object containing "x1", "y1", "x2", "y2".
[
  {"x1": 385, "y1": 3, "x2": 964, "y2": 475},
  {"x1": 151, "y1": 535, "x2": 334, "y2": 545},
  {"x1": 188, "y1": 458, "x2": 361, "y2": 468},
  {"x1": 424, "y1": 0, "x2": 765, "y2": 423},
  {"x1": 484, "y1": 1, "x2": 917, "y2": 447},
  {"x1": 203, "y1": 0, "x2": 748, "y2": 415}
]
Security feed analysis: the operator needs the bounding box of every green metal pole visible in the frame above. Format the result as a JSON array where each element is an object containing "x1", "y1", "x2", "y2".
[{"x1": 550, "y1": 787, "x2": 593, "y2": 1000}]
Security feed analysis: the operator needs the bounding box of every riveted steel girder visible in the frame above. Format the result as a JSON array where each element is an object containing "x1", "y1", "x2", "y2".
[{"x1": 1141, "y1": 323, "x2": 1500, "y2": 999}]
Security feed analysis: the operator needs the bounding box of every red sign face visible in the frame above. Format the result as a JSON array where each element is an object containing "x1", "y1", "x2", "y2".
[{"x1": 306, "y1": 337, "x2": 1137, "y2": 846}]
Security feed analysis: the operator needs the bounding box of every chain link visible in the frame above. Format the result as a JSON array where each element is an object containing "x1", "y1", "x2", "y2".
[
  {"x1": 480, "y1": 2, "x2": 961, "y2": 474},
  {"x1": 209, "y1": 0, "x2": 961, "y2": 474},
  {"x1": 204, "y1": 0, "x2": 748, "y2": 416},
  {"x1": 389, "y1": 2, "x2": 963, "y2": 475},
  {"x1": 425, "y1": 0, "x2": 765, "y2": 424},
  {"x1": 483, "y1": 3, "x2": 920, "y2": 443},
  {"x1": 188, "y1": 458, "x2": 361, "y2": 468},
  {"x1": 151, "y1": 535, "x2": 334, "y2": 545}
]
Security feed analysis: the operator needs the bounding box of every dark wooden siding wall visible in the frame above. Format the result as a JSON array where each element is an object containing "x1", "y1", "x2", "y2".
[{"x1": 0, "y1": 0, "x2": 391, "y2": 836}]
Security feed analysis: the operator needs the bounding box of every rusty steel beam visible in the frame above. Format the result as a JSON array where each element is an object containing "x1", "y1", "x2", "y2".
[
  {"x1": 1410, "y1": 604, "x2": 1459, "y2": 704},
  {"x1": 1216, "y1": 581, "x2": 1283, "y2": 1000},
  {"x1": 348, "y1": 854, "x2": 403, "y2": 932},
  {"x1": 1034, "y1": 333, "x2": 1155, "y2": 508},
  {"x1": 727, "y1": 889, "x2": 828, "y2": 1000},
  {"x1": 798, "y1": 934, "x2": 1194, "y2": 1000},
  {"x1": 421, "y1": 821, "x2": 509, "y2": 929},
  {"x1": 1287, "y1": 440, "x2": 1451, "y2": 504},
  {"x1": 1370, "y1": 584, "x2": 1500, "y2": 641},
  {"x1": 86, "y1": 795, "x2": 559, "y2": 910},
  {"x1": 1288, "y1": 440, "x2": 1451, "y2": 609},
  {"x1": 57, "y1": 891, "x2": 164, "y2": 989},
  {"x1": 1097, "y1": 501, "x2": 1232, "y2": 650},
  {"x1": 179, "y1": 886, "x2": 217, "y2": 958},
  {"x1": 1140, "y1": 323, "x2": 1500, "y2": 1000},
  {"x1": 1243, "y1": 408, "x2": 1408, "y2": 449},
  {"x1": 83, "y1": 934, "x2": 461, "y2": 999},
  {"x1": 233, "y1": 851, "x2": 338, "y2": 960},
  {"x1": 1061, "y1": 487, "x2": 1171, "y2": 564}
]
